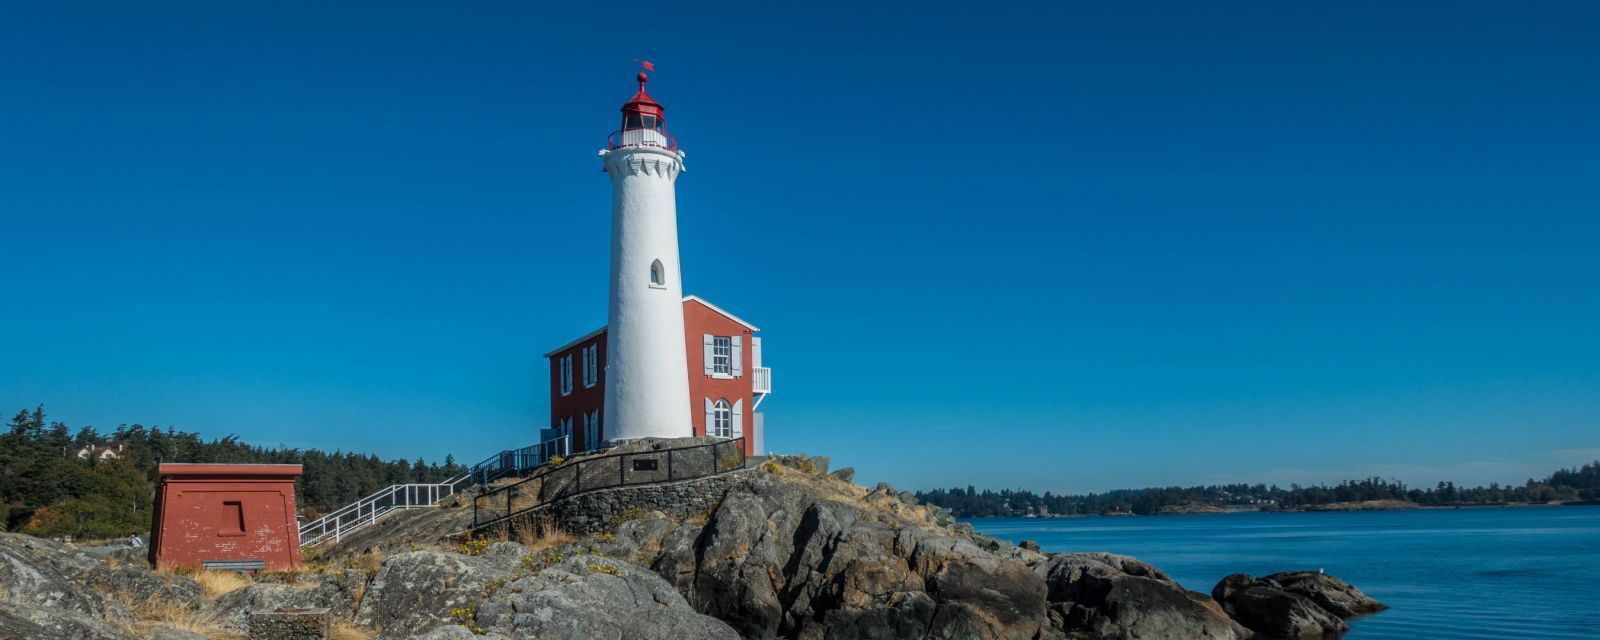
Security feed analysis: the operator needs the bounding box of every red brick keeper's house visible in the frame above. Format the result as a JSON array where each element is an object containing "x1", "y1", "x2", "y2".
[{"x1": 545, "y1": 295, "x2": 771, "y2": 457}]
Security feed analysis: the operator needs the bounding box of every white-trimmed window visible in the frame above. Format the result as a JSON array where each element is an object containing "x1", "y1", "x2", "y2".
[
  {"x1": 712, "y1": 336, "x2": 732, "y2": 375},
  {"x1": 710, "y1": 399, "x2": 732, "y2": 438},
  {"x1": 583, "y1": 409, "x2": 601, "y2": 450},
  {"x1": 582, "y1": 344, "x2": 598, "y2": 388},
  {"x1": 559, "y1": 354, "x2": 573, "y2": 396}
]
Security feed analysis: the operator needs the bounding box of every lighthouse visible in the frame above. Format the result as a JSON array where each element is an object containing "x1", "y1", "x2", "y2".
[{"x1": 597, "y1": 68, "x2": 693, "y2": 442}]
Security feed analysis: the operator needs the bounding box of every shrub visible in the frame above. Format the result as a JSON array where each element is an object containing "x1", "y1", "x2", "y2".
[
  {"x1": 457, "y1": 536, "x2": 491, "y2": 556},
  {"x1": 447, "y1": 606, "x2": 484, "y2": 634}
]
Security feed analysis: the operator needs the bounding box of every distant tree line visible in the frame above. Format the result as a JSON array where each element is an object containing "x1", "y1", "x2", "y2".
[
  {"x1": 917, "y1": 464, "x2": 1600, "y2": 518},
  {"x1": 0, "y1": 406, "x2": 468, "y2": 538}
]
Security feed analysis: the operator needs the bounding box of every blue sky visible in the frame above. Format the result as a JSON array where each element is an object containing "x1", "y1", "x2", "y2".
[{"x1": 3, "y1": 2, "x2": 1596, "y2": 492}]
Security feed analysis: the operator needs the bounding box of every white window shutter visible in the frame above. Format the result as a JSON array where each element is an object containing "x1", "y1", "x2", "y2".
[
  {"x1": 732, "y1": 399, "x2": 744, "y2": 438},
  {"x1": 702, "y1": 334, "x2": 715, "y2": 375},
  {"x1": 732, "y1": 336, "x2": 744, "y2": 377},
  {"x1": 704, "y1": 397, "x2": 714, "y2": 434}
]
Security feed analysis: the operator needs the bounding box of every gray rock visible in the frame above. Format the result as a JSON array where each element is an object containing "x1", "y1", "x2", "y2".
[
  {"x1": 1263, "y1": 570, "x2": 1387, "y2": 618},
  {"x1": 84, "y1": 563, "x2": 202, "y2": 605},
  {"x1": 355, "y1": 550, "x2": 516, "y2": 637},
  {"x1": 212, "y1": 570, "x2": 365, "y2": 632},
  {"x1": 473, "y1": 554, "x2": 739, "y2": 639},
  {"x1": 407, "y1": 625, "x2": 511, "y2": 640},
  {"x1": 0, "y1": 532, "x2": 112, "y2": 619},
  {"x1": 0, "y1": 601, "x2": 133, "y2": 640},
  {"x1": 642, "y1": 471, "x2": 1048, "y2": 640},
  {"x1": 828, "y1": 467, "x2": 856, "y2": 483},
  {"x1": 1036, "y1": 553, "x2": 1249, "y2": 640},
  {"x1": 1212, "y1": 573, "x2": 1348, "y2": 638}
]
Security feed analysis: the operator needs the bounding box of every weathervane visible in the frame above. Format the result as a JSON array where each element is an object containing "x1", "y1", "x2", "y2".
[{"x1": 634, "y1": 59, "x2": 655, "y2": 88}]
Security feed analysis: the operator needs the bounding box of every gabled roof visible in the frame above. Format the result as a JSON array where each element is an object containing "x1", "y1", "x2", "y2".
[
  {"x1": 543, "y1": 294, "x2": 759, "y2": 358},
  {"x1": 682, "y1": 295, "x2": 760, "y2": 332},
  {"x1": 543, "y1": 325, "x2": 606, "y2": 358}
]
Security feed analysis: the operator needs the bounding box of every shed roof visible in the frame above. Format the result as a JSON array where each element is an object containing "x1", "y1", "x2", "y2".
[{"x1": 157, "y1": 463, "x2": 304, "y2": 478}]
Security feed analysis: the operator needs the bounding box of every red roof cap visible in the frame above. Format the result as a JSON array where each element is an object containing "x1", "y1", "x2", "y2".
[{"x1": 622, "y1": 71, "x2": 664, "y2": 118}]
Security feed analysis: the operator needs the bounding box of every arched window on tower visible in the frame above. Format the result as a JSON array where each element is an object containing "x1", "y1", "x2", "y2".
[{"x1": 649, "y1": 259, "x2": 665, "y2": 287}]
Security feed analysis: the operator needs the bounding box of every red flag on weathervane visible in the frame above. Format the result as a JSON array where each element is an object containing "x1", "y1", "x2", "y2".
[{"x1": 640, "y1": 60, "x2": 655, "y2": 72}]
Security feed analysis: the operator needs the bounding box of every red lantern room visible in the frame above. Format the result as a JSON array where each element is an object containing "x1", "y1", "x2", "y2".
[{"x1": 609, "y1": 70, "x2": 677, "y2": 150}]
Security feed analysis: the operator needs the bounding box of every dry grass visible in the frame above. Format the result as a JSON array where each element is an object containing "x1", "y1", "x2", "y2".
[
  {"x1": 509, "y1": 484, "x2": 543, "y2": 512},
  {"x1": 331, "y1": 622, "x2": 377, "y2": 640},
  {"x1": 520, "y1": 526, "x2": 573, "y2": 553},
  {"x1": 193, "y1": 570, "x2": 253, "y2": 599},
  {"x1": 356, "y1": 547, "x2": 384, "y2": 577},
  {"x1": 107, "y1": 592, "x2": 243, "y2": 640}
]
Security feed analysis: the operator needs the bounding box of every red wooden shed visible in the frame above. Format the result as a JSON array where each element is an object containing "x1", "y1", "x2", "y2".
[{"x1": 148, "y1": 463, "x2": 303, "y2": 572}]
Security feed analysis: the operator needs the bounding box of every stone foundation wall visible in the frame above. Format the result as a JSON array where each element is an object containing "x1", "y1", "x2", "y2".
[
  {"x1": 247, "y1": 608, "x2": 329, "y2": 640},
  {"x1": 492, "y1": 467, "x2": 757, "y2": 535}
]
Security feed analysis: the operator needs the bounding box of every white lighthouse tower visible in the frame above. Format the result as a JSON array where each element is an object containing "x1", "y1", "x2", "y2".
[{"x1": 598, "y1": 68, "x2": 693, "y2": 442}]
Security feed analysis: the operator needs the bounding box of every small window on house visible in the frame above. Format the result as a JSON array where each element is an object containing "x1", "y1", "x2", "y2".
[
  {"x1": 711, "y1": 400, "x2": 732, "y2": 438},
  {"x1": 712, "y1": 336, "x2": 732, "y2": 375},
  {"x1": 559, "y1": 354, "x2": 574, "y2": 396},
  {"x1": 582, "y1": 345, "x2": 598, "y2": 388},
  {"x1": 649, "y1": 259, "x2": 665, "y2": 287}
]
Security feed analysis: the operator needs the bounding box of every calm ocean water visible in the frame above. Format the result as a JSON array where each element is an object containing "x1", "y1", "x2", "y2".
[{"x1": 969, "y1": 506, "x2": 1600, "y2": 639}]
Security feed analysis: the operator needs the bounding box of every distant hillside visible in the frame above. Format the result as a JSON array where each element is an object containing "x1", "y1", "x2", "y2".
[
  {"x1": 0, "y1": 405, "x2": 467, "y2": 538},
  {"x1": 916, "y1": 463, "x2": 1600, "y2": 518}
]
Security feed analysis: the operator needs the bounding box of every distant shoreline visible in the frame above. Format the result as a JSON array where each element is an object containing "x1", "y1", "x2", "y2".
[{"x1": 961, "y1": 500, "x2": 1595, "y2": 519}]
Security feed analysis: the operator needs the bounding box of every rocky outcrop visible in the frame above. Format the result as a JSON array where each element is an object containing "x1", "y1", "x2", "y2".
[
  {"x1": 354, "y1": 549, "x2": 518, "y2": 636},
  {"x1": 1035, "y1": 553, "x2": 1249, "y2": 639},
  {"x1": 1261, "y1": 570, "x2": 1387, "y2": 618},
  {"x1": 0, "y1": 533, "x2": 137, "y2": 639},
  {"x1": 647, "y1": 465, "x2": 1047, "y2": 640},
  {"x1": 1212, "y1": 571, "x2": 1382, "y2": 638},
  {"x1": 212, "y1": 570, "x2": 365, "y2": 631},
  {"x1": 472, "y1": 554, "x2": 739, "y2": 639}
]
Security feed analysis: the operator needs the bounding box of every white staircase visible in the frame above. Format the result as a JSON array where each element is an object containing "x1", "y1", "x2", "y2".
[
  {"x1": 297, "y1": 479, "x2": 468, "y2": 548},
  {"x1": 297, "y1": 435, "x2": 572, "y2": 548}
]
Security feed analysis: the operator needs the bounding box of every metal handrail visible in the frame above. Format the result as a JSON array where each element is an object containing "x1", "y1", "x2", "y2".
[
  {"x1": 471, "y1": 437, "x2": 746, "y2": 532},
  {"x1": 465, "y1": 435, "x2": 572, "y2": 487}
]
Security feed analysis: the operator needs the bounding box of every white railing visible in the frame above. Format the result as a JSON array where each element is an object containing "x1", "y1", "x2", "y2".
[
  {"x1": 298, "y1": 481, "x2": 463, "y2": 548},
  {"x1": 297, "y1": 435, "x2": 574, "y2": 548},
  {"x1": 753, "y1": 367, "x2": 772, "y2": 394},
  {"x1": 607, "y1": 128, "x2": 677, "y2": 151}
]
